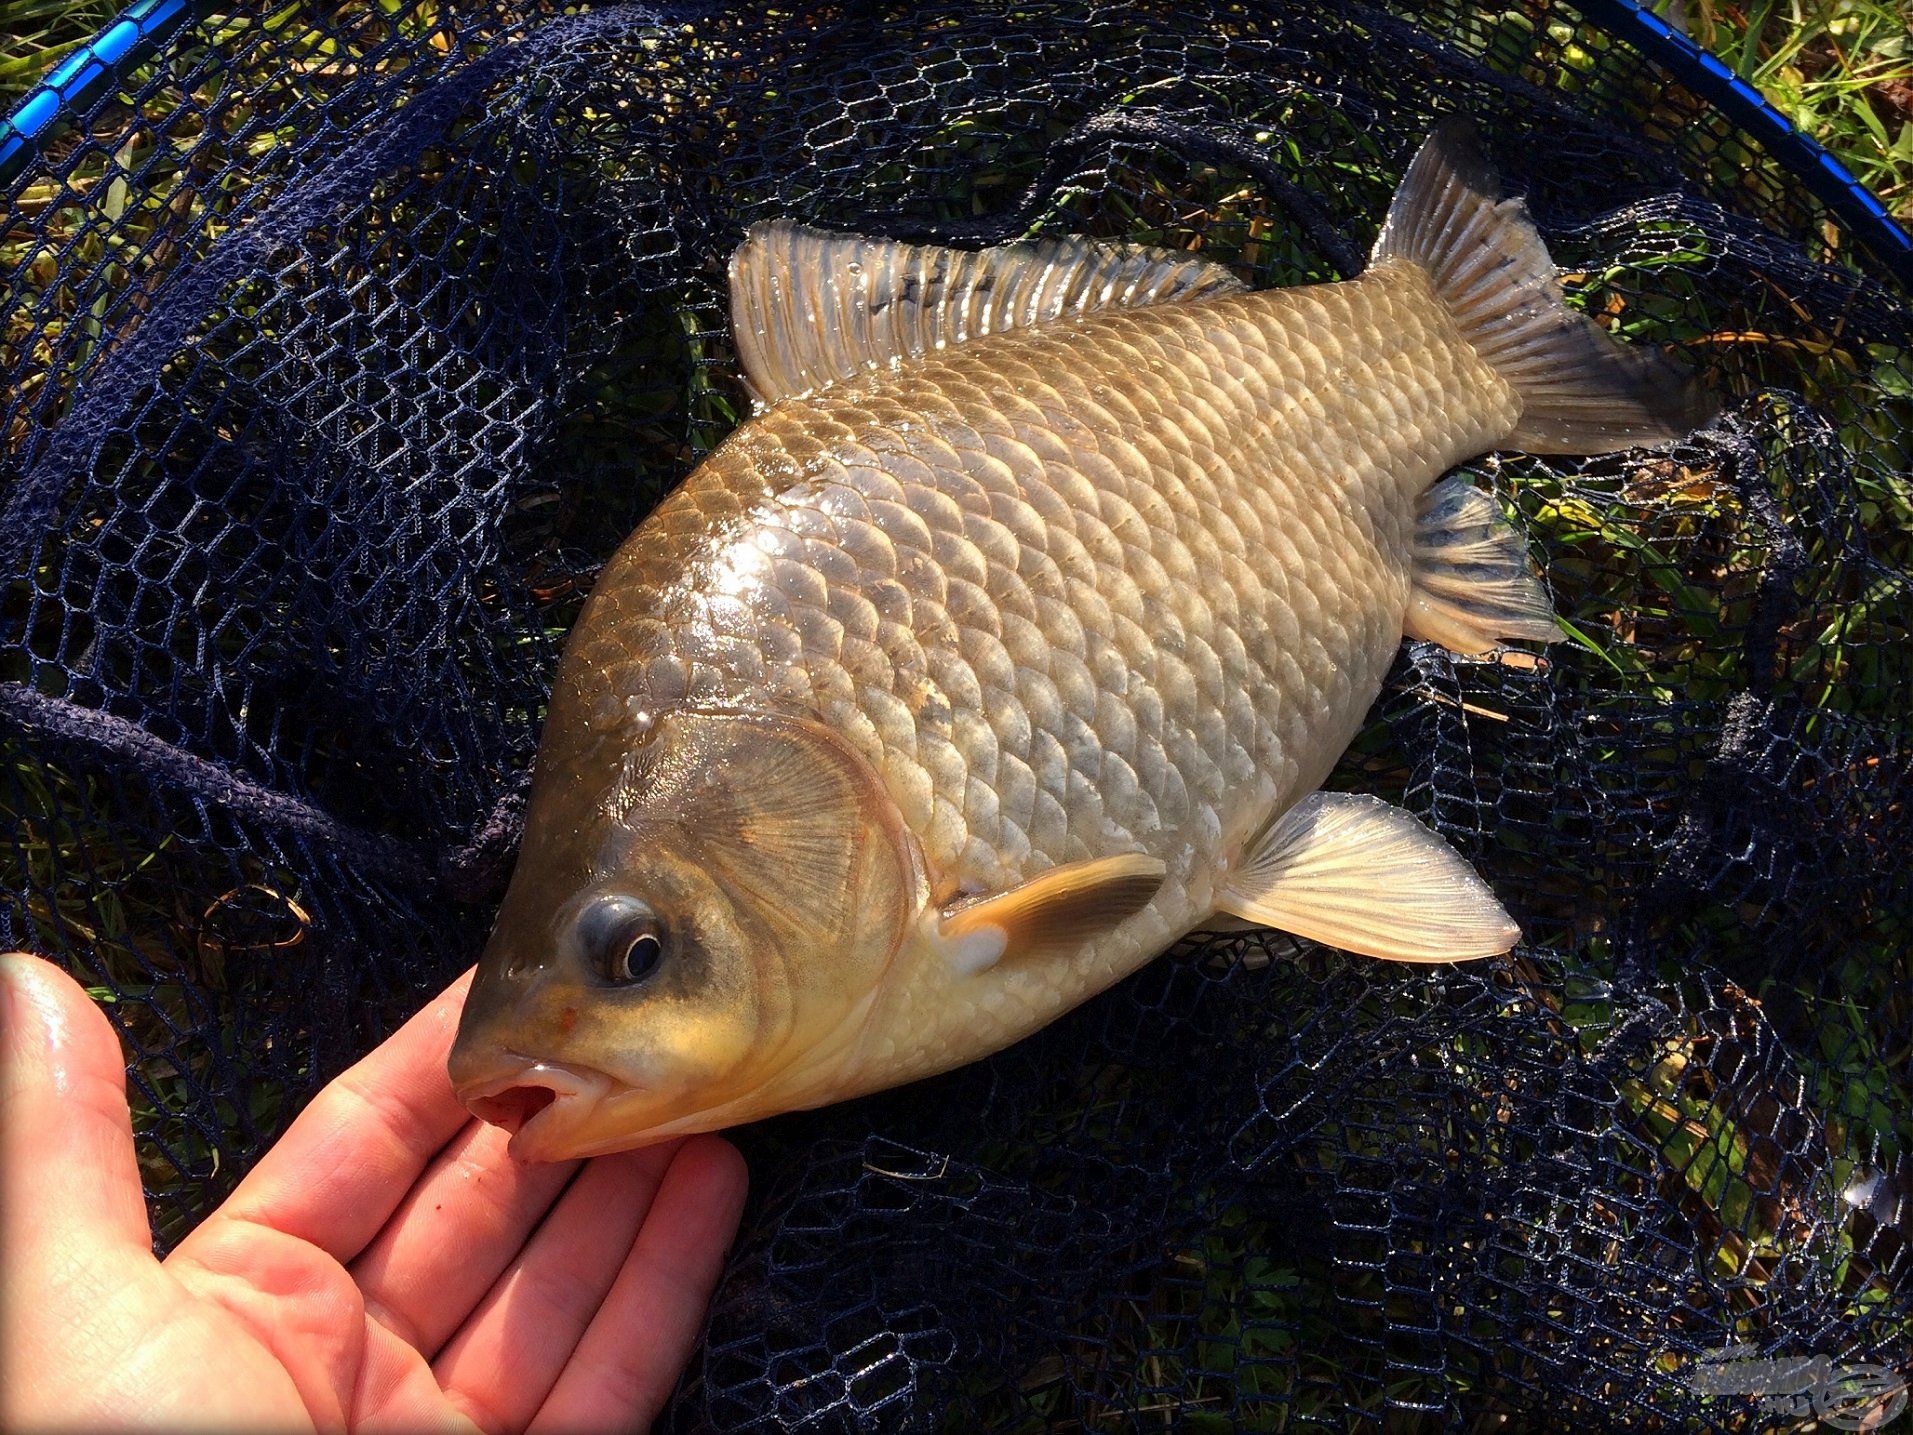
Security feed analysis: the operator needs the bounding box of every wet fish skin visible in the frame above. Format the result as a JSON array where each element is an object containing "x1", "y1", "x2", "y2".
[
  {"x1": 555, "y1": 264, "x2": 1506, "y2": 1067},
  {"x1": 450, "y1": 123, "x2": 1709, "y2": 1158}
]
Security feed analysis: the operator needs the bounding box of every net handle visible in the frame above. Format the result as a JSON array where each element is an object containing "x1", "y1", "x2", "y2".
[
  {"x1": 0, "y1": 0, "x2": 208, "y2": 190},
  {"x1": 1575, "y1": 0, "x2": 1913, "y2": 287}
]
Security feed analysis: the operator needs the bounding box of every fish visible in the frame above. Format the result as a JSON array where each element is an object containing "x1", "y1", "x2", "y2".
[{"x1": 447, "y1": 121, "x2": 1712, "y2": 1161}]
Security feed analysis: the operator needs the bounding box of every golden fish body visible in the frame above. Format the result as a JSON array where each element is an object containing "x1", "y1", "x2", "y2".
[
  {"x1": 450, "y1": 124, "x2": 1708, "y2": 1158},
  {"x1": 585, "y1": 266, "x2": 1507, "y2": 1081}
]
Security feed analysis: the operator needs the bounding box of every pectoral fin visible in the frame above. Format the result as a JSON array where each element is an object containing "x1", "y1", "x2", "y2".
[
  {"x1": 1216, "y1": 793, "x2": 1518, "y2": 963},
  {"x1": 1404, "y1": 476, "x2": 1560, "y2": 662},
  {"x1": 939, "y1": 853, "x2": 1166, "y2": 974}
]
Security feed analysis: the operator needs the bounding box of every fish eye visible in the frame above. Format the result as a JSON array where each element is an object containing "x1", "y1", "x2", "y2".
[{"x1": 577, "y1": 895, "x2": 666, "y2": 985}]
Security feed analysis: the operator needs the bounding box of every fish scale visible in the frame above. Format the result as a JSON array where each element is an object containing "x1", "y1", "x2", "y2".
[{"x1": 546, "y1": 264, "x2": 1514, "y2": 1076}]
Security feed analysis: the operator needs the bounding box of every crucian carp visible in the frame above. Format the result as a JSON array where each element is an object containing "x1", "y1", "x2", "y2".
[{"x1": 449, "y1": 122, "x2": 1712, "y2": 1160}]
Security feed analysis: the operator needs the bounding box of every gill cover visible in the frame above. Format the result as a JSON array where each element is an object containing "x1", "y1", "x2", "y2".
[
  {"x1": 585, "y1": 705, "x2": 925, "y2": 1119},
  {"x1": 626, "y1": 707, "x2": 920, "y2": 972},
  {"x1": 451, "y1": 705, "x2": 924, "y2": 1155}
]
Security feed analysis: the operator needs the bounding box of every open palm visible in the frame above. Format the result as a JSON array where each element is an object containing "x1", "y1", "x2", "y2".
[{"x1": 0, "y1": 955, "x2": 747, "y2": 1433}]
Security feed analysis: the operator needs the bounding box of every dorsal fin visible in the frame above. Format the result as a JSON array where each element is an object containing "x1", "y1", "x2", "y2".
[{"x1": 728, "y1": 221, "x2": 1246, "y2": 409}]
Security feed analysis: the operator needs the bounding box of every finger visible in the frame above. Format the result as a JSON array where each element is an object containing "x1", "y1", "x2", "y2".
[
  {"x1": 0, "y1": 953, "x2": 152, "y2": 1263},
  {"x1": 529, "y1": 1136, "x2": 748, "y2": 1435},
  {"x1": 350, "y1": 1119, "x2": 579, "y2": 1359},
  {"x1": 204, "y1": 968, "x2": 477, "y2": 1263},
  {"x1": 0, "y1": 953, "x2": 160, "y2": 1426},
  {"x1": 434, "y1": 1143, "x2": 683, "y2": 1431}
]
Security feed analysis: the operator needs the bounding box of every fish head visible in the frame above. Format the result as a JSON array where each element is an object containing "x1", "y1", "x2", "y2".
[{"x1": 449, "y1": 705, "x2": 922, "y2": 1160}]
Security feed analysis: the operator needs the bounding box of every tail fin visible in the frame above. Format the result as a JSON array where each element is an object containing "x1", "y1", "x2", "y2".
[{"x1": 1372, "y1": 120, "x2": 1714, "y2": 454}]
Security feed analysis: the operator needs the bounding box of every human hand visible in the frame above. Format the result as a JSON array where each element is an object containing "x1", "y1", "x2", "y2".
[{"x1": 0, "y1": 953, "x2": 747, "y2": 1433}]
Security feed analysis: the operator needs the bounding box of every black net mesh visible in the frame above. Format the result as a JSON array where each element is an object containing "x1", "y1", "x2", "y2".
[{"x1": 4, "y1": 2, "x2": 1910, "y2": 1429}]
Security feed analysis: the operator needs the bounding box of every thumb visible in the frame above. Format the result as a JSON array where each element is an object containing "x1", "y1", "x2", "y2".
[{"x1": 0, "y1": 953, "x2": 154, "y2": 1264}]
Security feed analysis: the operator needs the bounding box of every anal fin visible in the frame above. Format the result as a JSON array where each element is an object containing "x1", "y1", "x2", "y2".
[
  {"x1": 1216, "y1": 792, "x2": 1518, "y2": 963},
  {"x1": 938, "y1": 852, "x2": 1166, "y2": 974},
  {"x1": 1404, "y1": 476, "x2": 1559, "y2": 661}
]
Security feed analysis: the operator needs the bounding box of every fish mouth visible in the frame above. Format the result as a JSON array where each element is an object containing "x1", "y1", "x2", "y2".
[{"x1": 457, "y1": 1060, "x2": 615, "y2": 1162}]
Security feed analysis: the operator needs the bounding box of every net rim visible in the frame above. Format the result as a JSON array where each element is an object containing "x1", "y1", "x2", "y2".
[{"x1": 1, "y1": 0, "x2": 1909, "y2": 289}]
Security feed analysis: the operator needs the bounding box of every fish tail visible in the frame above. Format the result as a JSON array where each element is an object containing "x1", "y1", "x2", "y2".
[{"x1": 1371, "y1": 119, "x2": 1714, "y2": 454}]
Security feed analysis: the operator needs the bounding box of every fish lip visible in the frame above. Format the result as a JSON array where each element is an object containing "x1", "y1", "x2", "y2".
[{"x1": 456, "y1": 1057, "x2": 615, "y2": 1162}]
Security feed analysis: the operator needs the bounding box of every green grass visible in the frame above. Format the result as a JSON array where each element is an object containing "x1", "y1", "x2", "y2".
[
  {"x1": 1681, "y1": 0, "x2": 1913, "y2": 221},
  {"x1": 0, "y1": 2, "x2": 123, "y2": 95}
]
